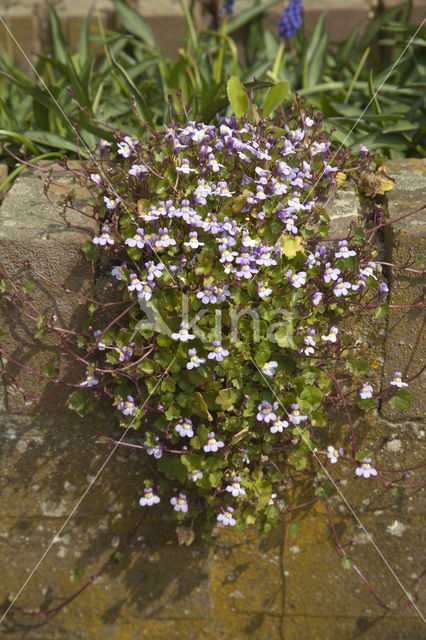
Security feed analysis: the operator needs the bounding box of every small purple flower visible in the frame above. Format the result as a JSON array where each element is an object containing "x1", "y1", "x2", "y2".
[
  {"x1": 117, "y1": 136, "x2": 138, "y2": 158},
  {"x1": 287, "y1": 270, "x2": 307, "y2": 288},
  {"x1": 359, "y1": 383, "x2": 373, "y2": 399},
  {"x1": 145, "y1": 261, "x2": 164, "y2": 281},
  {"x1": 289, "y1": 404, "x2": 308, "y2": 425},
  {"x1": 270, "y1": 418, "x2": 289, "y2": 433},
  {"x1": 379, "y1": 282, "x2": 389, "y2": 295},
  {"x1": 310, "y1": 290, "x2": 323, "y2": 306},
  {"x1": 189, "y1": 470, "x2": 203, "y2": 481},
  {"x1": 323, "y1": 263, "x2": 341, "y2": 283},
  {"x1": 322, "y1": 326, "x2": 338, "y2": 343},
  {"x1": 128, "y1": 274, "x2": 143, "y2": 292},
  {"x1": 226, "y1": 476, "x2": 246, "y2": 497},
  {"x1": 311, "y1": 141, "x2": 330, "y2": 156},
  {"x1": 208, "y1": 341, "x2": 229, "y2": 362},
  {"x1": 125, "y1": 229, "x2": 145, "y2": 249},
  {"x1": 116, "y1": 345, "x2": 133, "y2": 362},
  {"x1": 139, "y1": 488, "x2": 160, "y2": 506},
  {"x1": 137, "y1": 281, "x2": 155, "y2": 302},
  {"x1": 175, "y1": 418, "x2": 194, "y2": 438},
  {"x1": 146, "y1": 439, "x2": 163, "y2": 459},
  {"x1": 355, "y1": 458, "x2": 378, "y2": 479},
  {"x1": 184, "y1": 232, "x2": 205, "y2": 249},
  {"x1": 129, "y1": 164, "x2": 147, "y2": 180},
  {"x1": 352, "y1": 275, "x2": 367, "y2": 291},
  {"x1": 111, "y1": 264, "x2": 125, "y2": 280},
  {"x1": 171, "y1": 322, "x2": 195, "y2": 342},
  {"x1": 333, "y1": 279, "x2": 352, "y2": 297},
  {"x1": 186, "y1": 348, "x2": 206, "y2": 370},
  {"x1": 93, "y1": 226, "x2": 114, "y2": 246},
  {"x1": 278, "y1": 0, "x2": 303, "y2": 39},
  {"x1": 90, "y1": 172, "x2": 103, "y2": 185},
  {"x1": 196, "y1": 285, "x2": 217, "y2": 305},
  {"x1": 155, "y1": 228, "x2": 176, "y2": 248},
  {"x1": 261, "y1": 361, "x2": 278, "y2": 377},
  {"x1": 390, "y1": 371, "x2": 408, "y2": 388},
  {"x1": 217, "y1": 506, "x2": 236, "y2": 526},
  {"x1": 170, "y1": 493, "x2": 188, "y2": 513},
  {"x1": 327, "y1": 445, "x2": 343, "y2": 464},
  {"x1": 104, "y1": 196, "x2": 118, "y2": 210},
  {"x1": 118, "y1": 395, "x2": 135, "y2": 416},
  {"x1": 176, "y1": 158, "x2": 196, "y2": 174},
  {"x1": 100, "y1": 138, "x2": 112, "y2": 150},
  {"x1": 204, "y1": 432, "x2": 225, "y2": 453},
  {"x1": 80, "y1": 371, "x2": 99, "y2": 387},
  {"x1": 257, "y1": 400, "x2": 278, "y2": 423},
  {"x1": 335, "y1": 240, "x2": 356, "y2": 259}
]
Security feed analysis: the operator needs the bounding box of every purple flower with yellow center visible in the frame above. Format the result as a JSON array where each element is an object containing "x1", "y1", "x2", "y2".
[
  {"x1": 236, "y1": 262, "x2": 257, "y2": 279},
  {"x1": 171, "y1": 322, "x2": 195, "y2": 342},
  {"x1": 116, "y1": 345, "x2": 133, "y2": 362},
  {"x1": 207, "y1": 154, "x2": 224, "y2": 172},
  {"x1": 176, "y1": 158, "x2": 196, "y2": 174},
  {"x1": 311, "y1": 141, "x2": 330, "y2": 156},
  {"x1": 175, "y1": 418, "x2": 194, "y2": 438},
  {"x1": 258, "y1": 281, "x2": 273, "y2": 298},
  {"x1": 208, "y1": 341, "x2": 229, "y2": 362},
  {"x1": 335, "y1": 240, "x2": 356, "y2": 259},
  {"x1": 118, "y1": 395, "x2": 135, "y2": 416},
  {"x1": 355, "y1": 458, "x2": 377, "y2": 479},
  {"x1": 261, "y1": 361, "x2": 278, "y2": 377},
  {"x1": 104, "y1": 196, "x2": 118, "y2": 210},
  {"x1": 128, "y1": 274, "x2": 143, "y2": 292},
  {"x1": 217, "y1": 507, "x2": 236, "y2": 526},
  {"x1": 360, "y1": 262, "x2": 376, "y2": 279},
  {"x1": 256, "y1": 247, "x2": 277, "y2": 267},
  {"x1": 117, "y1": 136, "x2": 137, "y2": 158},
  {"x1": 352, "y1": 275, "x2": 367, "y2": 291},
  {"x1": 145, "y1": 261, "x2": 164, "y2": 281},
  {"x1": 125, "y1": 229, "x2": 145, "y2": 249},
  {"x1": 287, "y1": 269, "x2": 307, "y2": 288},
  {"x1": 333, "y1": 279, "x2": 352, "y2": 297},
  {"x1": 189, "y1": 470, "x2": 203, "y2": 481},
  {"x1": 111, "y1": 264, "x2": 125, "y2": 280},
  {"x1": 137, "y1": 281, "x2": 154, "y2": 301},
  {"x1": 215, "y1": 285, "x2": 231, "y2": 302},
  {"x1": 186, "y1": 348, "x2": 206, "y2": 370},
  {"x1": 270, "y1": 418, "x2": 289, "y2": 433},
  {"x1": 359, "y1": 382, "x2": 373, "y2": 399},
  {"x1": 323, "y1": 263, "x2": 340, "y2": 283},
  {"x1": 100, "y1": 138, "x2": 112, "y2": 150},
  {"x1": 170, "y1": 493, "x2": 188, "y2": 513},
  {"x1": 90, "y1": 172, "x2": 103, "y2": 185},
  {"x1": 327, "y1": 445, "x2": 343, "y2": 464},
  {"x1": 257, "y1": 400, "x2": 278, "y2": 423},
  {"x1": 322, "y1": 326, "x2": 338, "y2": 343},
  {"x1": 216, "y1": 181, "x2": 233, "y2": 198},
  {"x1": 184, "y1": 231, "x2": 205, "y2": 249},
  {"x1": 226, "y1": 476, "x2": 246, "y2": 497},
  {"x1": 204, "y1": 431, "x2": 225, "y2": 452},
  {"x1": 129, "y1": 164, "x2": 147, "y2": 180},
  {"x1": 139, "y1": 488, "x2": 160, "y2": 506},
  {"x1": 310, "y1": 290, "x2": 323, "y2": 306},
  {"x1": 379, "y1": 282, "x2": 389, "y2": 295},
  {"x1": 155, "y1": 228, "x2": 176, "y2": 248},
  {"x1": 80, "y1": 371, "x2": 99, "y2": 387},
  {"x1": 289, "y1": 403, "x2": 307, "y2": 425},
  {"x1": 93, "y1": 226, "x2": 114, "y2": 246},
  {"x1": 390, "y1": 371, "x2": 408, "y2": 388},
  {"x1": 197, "y1": 285, "x2": 217, "y2": 304}
]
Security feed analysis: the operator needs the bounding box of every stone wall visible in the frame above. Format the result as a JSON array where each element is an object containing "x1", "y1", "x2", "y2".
[
  {"x1": 0, "y1": 159, "x2": 424, "y2": 639},
  {"x1": 1, "y1": 0, "x2": 425, "y2": 71}
]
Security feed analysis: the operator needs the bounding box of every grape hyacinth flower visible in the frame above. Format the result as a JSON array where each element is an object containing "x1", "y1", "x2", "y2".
[
  {"x1": 204, "y1": 432, "x2": 225, "y2": 452},
  {"x1": 390, "y1": 371, "x2": 408, "y2": 388},
  {"x1": 217, "y1": 507, "x2": 236, "y2": 526},
  {"x1": 186, "y1": 349, "x2": 206, "y2": 370},
  {"x1": 171, "y1": 322, "x2": 195, "y2": 342},
  {"x1": 359, "y1": 383, "x2": 373, "y2": 399},
  {"x1": 322, "y1": 327, "x2": 338, "y2": 343},
  {"x1": 139, "y1": 488, "x2": 160, "y2": 507},
  {"x1": 226, "y1": 476, "x2": 246, "y2": 497},
  {"x1": 289, "y1": 403, "x2": 308, "y2": 425},
  {"x1": 257, "y1": 400, "x2": 279, "y2": 423},
  {"x1": 118, "y1": 395, "x2": 136, "y2": 416},
  {"x1": 170, "y1": 494, "x2": 189, "y2": 513},
  {"x1": 208, "y1": 341, "x2": 229, "y2": 362},
  {"x1": 80, "y1": 371, "x2": 99, "y2": 387},
  {"x1": 278, "y1": 0, "x2": 303, "y2": 39},
  {"x1": 175, "y1": 418, "x2": 194, "y2": 438},
  {"x1": 327, "y1": 446, "x2": 343, "y2": 464},
  {"x1": 355, "y1": 458, "x2": 378, "y2": 479},
  {"x1": 221, "y1": 0, "x2": 235, "y2": 15},
  {"x1": 261, "y1": 361, "x2": 278, "y2": 377},
  {"x1": 93, "y1": 226, "x2": 114, "y2": 246}
]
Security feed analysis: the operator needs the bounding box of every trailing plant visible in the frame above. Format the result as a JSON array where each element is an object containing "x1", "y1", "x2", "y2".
[{"x1": 1, "y1": 82, "x2": 425, "y2": 620}]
